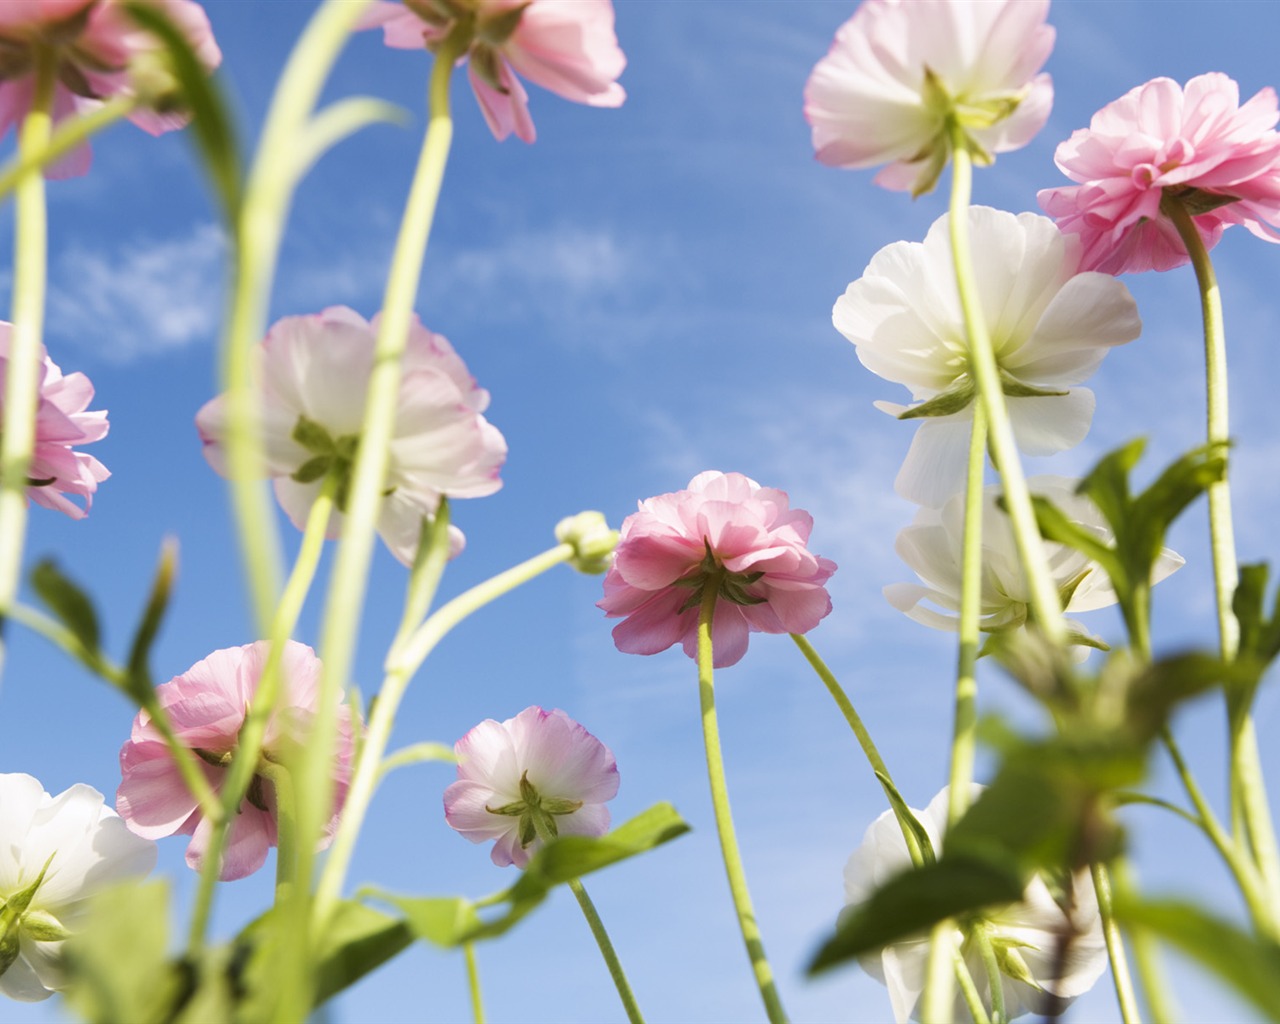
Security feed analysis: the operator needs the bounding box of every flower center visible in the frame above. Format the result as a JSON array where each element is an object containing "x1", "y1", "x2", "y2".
[
  {"x1": 485, "y1": 770, "x2": 584, "y2": 851},
  {"x1": 667, "y1": 539, "x2": 768, "y2": 614}
]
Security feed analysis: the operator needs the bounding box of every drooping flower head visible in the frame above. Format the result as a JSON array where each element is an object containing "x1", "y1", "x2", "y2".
[
  {"x1": 833, "y1": 207, "x2": 1141, "y2": 507},
  {"x1": 0, "y1": 0, "x2": 222, "y2": 177},
  {"x1": 844, "y1": 785, "x2": 1107, "y2": 1022},
  {"x1": 115, "y1": 641, "x2": 358, "y2": 882},
  {"x1": 363, "y1": 0, "x2": 625, "y2": 143},
  {"x1": 0, "y1": 773, "x2": 156, "y2": 1002},
  {"x1": 195, "y1": 306, "x2": 506, "y2": 566},
  {"x1": 444, "y1": 706, "x2": 618, "y2": 868},
  {"x1": 804, "y1": 0, "x2": 1055, "y2": 195},
  {"x1": 0, "y1": 323, "x2": 109, "y2": 518},
  {"x1": 1038, "y1": 73, "x2": 1280, "y2": 274},
  {"x1": 885, "y1": 476, "x2": 1184, "y2": 649},
  {"x1": 598, "y1": 471, "x2": 836, "y2": 668}
]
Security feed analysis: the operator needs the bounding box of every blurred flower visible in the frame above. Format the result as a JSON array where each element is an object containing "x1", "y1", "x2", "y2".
[
  {"x1": 884, "y1": 476, "x2": 1183, "y2": 648},
  {"x1": 0, "y1": 323, "x2": 108, "y2": 519},
  {"x1": 0, "y1": 773, "x2": 156, "y2": 1002},
  {"x1": 116, "y1": 641, "x2": 357, "y2": 882},
  {"x1": 0, "y1": 0, "x2": 221, "y2": 177},
  {"x1": 1038, "y1": 72, "x2": 1280, "y2": 274},
  {"x1": 444, "y1": 706, "x2": 618, "y2": 868},
  {"x1": 833, "y1": 207, "x2": 1140, "y2": 507},
  {"x1": 598, "y1": 471, "x2": 836, "y2": 668},
  {"x1": 364, "y1": 0, "x2": 625, "y2": 143},
  {"x1": 195, "y1": 306, "x2": 506, "y2": 566},
  {"x1": 804, "y1": 0, "x2": 1054, "y2": 195},
  {"x1": 844, "y1": 785, "x2": 1107, "y2": 1022}
]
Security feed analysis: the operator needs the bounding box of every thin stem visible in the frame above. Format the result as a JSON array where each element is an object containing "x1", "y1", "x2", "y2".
[
  {"x1": 0, "y1": 94, "x2": 136, "y2": 199},
  {"x1": 790, "y1": 633, "x2": 922, "y2": 866},
  {"x1": 1090, "y1": 863, "x2": 1141, "y2": 1024},
  {"x1": 919, "y1": 923, "x2": 956, "y2": 1024},
  {"x1": 971, "y1": 924, "x2": 1005, "y2": 1023},
  {"x1": 697, "y1": 585, "x2": 788, "y2": 1023},
  {"x1": 464, "y1": 942, "x2": 485, "y2": 1024},
  {"x1": 951, "y1": 941, "x2": 991, "y2": 1024},
  {"x1": 946, "y1": 127, "x2": 1065, "y2": 646},
  {"x1": 1109, "y1": 859, "x2": 1176, "y2": 1024}
]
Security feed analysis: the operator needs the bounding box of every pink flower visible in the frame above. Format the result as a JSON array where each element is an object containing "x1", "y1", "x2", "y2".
[
  {"x1": 364, "y1": 0, "x2": 625, "y2": 143},
  {"x1": 115, "y1": 641, "x2": 357, "y2": 882},
  {"x1": 195, "y1": 306, "x2": 506, "y2": 566},
  {"x1": 598, "y1": 471, "x2": 837, "y2": 668},
  {"x1": 0, "y1": 322, "x2": 108, "y2": 519},
  {"x1": 444, "y1": 706, "x2": 618, "y2": 869},
  {"x1": 0, "y1": 0, "x2": 221, "y2": 177},
  {"x1": 804, "y1": 0, "x2": 1054, "y2": 195},
  {"x1": 1038, "y1": 73, "x2": 1280, "y2": 274}
]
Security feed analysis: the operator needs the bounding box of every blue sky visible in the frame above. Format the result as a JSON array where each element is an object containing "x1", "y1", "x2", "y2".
[{"x1": 3, "y1": 1, "x2": 1279, "y2": 1021}]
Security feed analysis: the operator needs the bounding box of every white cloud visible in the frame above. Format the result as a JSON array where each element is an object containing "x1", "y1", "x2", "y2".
[{"x1": 46, "y1": 222, "x2": 225, "y2": 362}]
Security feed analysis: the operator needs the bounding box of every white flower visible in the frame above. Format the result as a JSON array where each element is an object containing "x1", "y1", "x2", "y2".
[
  {"x1": 844, "y1": 785, "x2": 1108, "y2": 1023},
  {"x1": 804, "y1": 0, "x2": 1055, "y2": 195},
  {"x1": 884, "y1": 476, "x2": 1184, "y2": 648},
  {"x1": 0, "y1": 774, "x2": 156, "y2": 1002},
  {"x1": 833, "y1": 207, "x2": 1141, "y2": 507}
]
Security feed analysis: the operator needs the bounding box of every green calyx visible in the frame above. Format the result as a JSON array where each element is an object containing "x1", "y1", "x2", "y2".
[
  {"x1": 1160, "y1": 184, "x2": 1241, "y2": 218},
  {"x1": 900, "y1": 368, "x2": 1067, "y2": 421},
  {"x1": 671, "y1": 540, "x2": 767, "y2": 614},
  {"x1": 0, "y1": 855, "x2": 59, "y2": 979},
  {"x1": 486, "y1": 771, "x2": 584, "y2": 851},
  {"x1": 289, "y1": 414, "x2": 366, "y2": 512}
]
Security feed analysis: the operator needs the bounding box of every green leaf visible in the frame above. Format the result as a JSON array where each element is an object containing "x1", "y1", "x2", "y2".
[
  {"x1": 1113, "y1": 898, "x2": 1280, "y2": 1022},
  {"x1": 29, "y1": 559, "x2": 102, "y2": 658},
  {"x1": 1076, "y1": 438, "x2": 1143, "y2": 533},
  {"x1": 125, "y1": 540, "x2": 178, "y2": 701},
  {"x1": 1028, "y1": 495, "x2": 1125, "y2": 594},
  {"x1": 808, "y1": 855, "x2": 1024, "y2": 975},
  {"x1": 1126, "y1": 442, "x2": 1227, "y2": 576},
  {"x1": 313, "y1": 901, "x2": 414, "y2": 1004},
  {"x1": 373, "y1": 895, "x2": 484, "y2": 950}
]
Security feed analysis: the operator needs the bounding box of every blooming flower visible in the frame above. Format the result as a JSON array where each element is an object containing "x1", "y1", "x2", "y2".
[
  {"x1": 195, "y1": 306, "x2": 506, "y2": 566},
  {"x1": 0, "y1": 323, "x2": 109, "y2": 518},
  {"x1": 115, "y1": 641, "x2": 357, "y2": 881},
  {"x1": 804, "y1": 0, "x2": 1054, "y2": 195},
  {"x1": 0, "y1": 0, "x2": 222, "y2": 177},
  {"x1": 0, "y1": 773, "x2": 156, "y2": 1002},
  {"x1": 844, "y1": 785, "x2": 1107, "y2": 1022},
  {"x1": 364, "y1": 0, "x2": 625, "y2": 143},
  {"x1": 833, "y1": 207, "x2": 1141, "y2": 507},
  {"x1": 885, "y1": 476, "x2": 1184, "y2": 648},
  {"x1": 597, "y1": 471, "x2": 836, "y2": 668},
  {"x1": 1038, "y1": 73, "x2": 1280, "y2": 274},
  {"x1": 444, "y1": 706, "x2": 618, "y2": 868}
]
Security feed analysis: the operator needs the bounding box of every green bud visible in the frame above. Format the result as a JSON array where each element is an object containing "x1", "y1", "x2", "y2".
[
  {"x1": 993, "y1": 938, "x2": 1044, "y2": 991},
  {"x1": 20, "y1": 910, "x2": 71, "y2": 943},
  {"x1": 555, "y1": 511, "x2": 620, "y2": 574}
]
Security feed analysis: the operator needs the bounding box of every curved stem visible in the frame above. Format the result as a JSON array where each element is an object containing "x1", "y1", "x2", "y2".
[
  {"x1": 0, "y1": 94, "x2": 136, "y2": 199},
  {"x1": 1091, "y1": 863, "x2": 1141, "y2": 1024},
  {"x1": 946, "y1": 127, "x2": 1064, "y2": 646},
  {"x1": 464, "y1": 942, "x2": 485, "y2": 1024},
  {"x1": 697, "y1": 585, "x2": 788, "y2": 1023}
]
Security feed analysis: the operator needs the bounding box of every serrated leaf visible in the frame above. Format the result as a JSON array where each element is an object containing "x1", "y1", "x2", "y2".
[{"x1": 30, "y1": 559, "x2": 101, "y2": 657}]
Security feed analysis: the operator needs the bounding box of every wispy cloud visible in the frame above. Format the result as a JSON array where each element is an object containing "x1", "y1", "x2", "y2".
[{"x1": 46, "y1": 222, "x2": 225, "y2": 362}]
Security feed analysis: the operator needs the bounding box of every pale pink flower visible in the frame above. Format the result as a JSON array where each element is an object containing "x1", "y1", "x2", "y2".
[
  {"x1": 115, "y1": 641, "x2": 357, "y2": 882},
  {"x1": 195, "y1": 306, "x2": 506, "y2": 566},
  {"x1": 844, "y1": 785, "x2": 1107, "y2": 1022},
  {"x1": 364, "y1": 0, "x2": 625, "y2": 143},
  {"x1": 1039, "y1": 73, "x2": 1280, "y2": 274},
  {"x1": 598, "y1": 471, "x2": 836, "y2": 668},
  {"x1": 0, "y1": 773, "x2": 155, "y2": 1002},
  {"x1": 0, "y1": 0, "x2": 221, "y2": 177},
  {"x1": 444, "y1": 706, "x2": 618, "y2": 869},
  {"x1": 0, "y1": 323, "x2": 108, "y2": 519},
  {"x1": 804, "y1": 0, "x2": 1054, "y2": 195}
]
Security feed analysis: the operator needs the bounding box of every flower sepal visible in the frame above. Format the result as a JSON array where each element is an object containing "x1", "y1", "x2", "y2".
[
  {"x1": 0, "y1": 856, "x2": 53, "y2": 978},
  {"x1": 895, "y1": 378, "x2": 975, "y2": 420},
  {"x1": 991, "y1": 934, "x2": 1045, "y2": 992},
  {"x1": 485, "y1": 771, "x2": 585, "y2": 853},
  {"x1": 1159, "y1": 186, "x2": 1242, "y2": 218},
  {"x1": 18, "y1": 910, "x2": 71, "y2": 944}
]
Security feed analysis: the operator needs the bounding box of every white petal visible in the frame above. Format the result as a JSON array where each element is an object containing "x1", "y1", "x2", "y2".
[
  {"x1": 1006, "y1": 390, "x2": 1095, "y2": 456},
  {"x1": 895, "y1": 417, "x2": 974, "y2": 507}
]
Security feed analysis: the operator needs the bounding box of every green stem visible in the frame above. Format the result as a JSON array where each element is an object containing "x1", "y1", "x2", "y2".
[
  {"x1": 971, "y1": 924, "x2": 1005, "y2": 1023},
  {"x1": 790, "y1": 633, "x2": 922, "y2": 866},
  {"x1": 313, "y1": 535, "x2": 575, "y2": 926},
  {"x1": 464, "y1": 942, "x2": 485, "y2": 1024},
  {"x1": 0, "y1": 95, "x2": 137, "y2": 199},
  {"x1": 0, "y1": 51, "x2": 55, "y2": 684},
  {"x1": 946, "y1": 126, "x2": 1065, "y2": 646},
  {"x1": 1163, "y1": 196, "x2": 1280, "y2": 911},
  {"x1": 951, "y1": 940, "x2": 991, "y2": 1024},
  {"x1": 919, "y1": 922, "x2": 956, "y2": 1024},
  {"x1": 1109, "y1": 859, "x2": 1176, "y2": 1024},
  {"x1": 259, "y1": 761, "x2": 299, "y2": 896},
  {"x1": 1090, "y1": 863, "x2": 1142, "y2": 1024},
  {"x1": 697, "y1": 585, "x2": 788, "y2": 1024}
]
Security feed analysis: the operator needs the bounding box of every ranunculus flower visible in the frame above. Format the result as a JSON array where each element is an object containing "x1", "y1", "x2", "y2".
[
  {"x1": 1038, "y1": 73, "x2": 1280, "y2": 274},
  {"x1": 844, "y1": 785, "x2": 1107, "y2": 1022},
  {"x1": 884, "y1": 476, "x2": 1184, "y2": 649},
  {"x1": 833, "y1": 207, "x2": 1141, "y2": 507},
  {"x1": 0, "y1": 322, "x2": 108, "y2": 519},
  {"x1": 597, "y1": 471, "x2": 836, "y2": 668},
  {"x1": 115, "y1": 641, "x2": 357, "y2": 882},
  {"x1": 444, "y1": 706, "x2": 618, "y2": 869},
  {"x1": 0, "y1": 773, "x2": 156, "y2": 1002},
  {"x1": 195, "y1": 306, "x2": 506, "y2": 566},
  {"x1": 804, "y1": 0, "x2": 1054, "y2": 195},
  {"x1": 363, "y1": 0, "x2": 625, "y2": 143},
  {"x1": 0, "y1": 0, "x2": 222, "y2": 177}
]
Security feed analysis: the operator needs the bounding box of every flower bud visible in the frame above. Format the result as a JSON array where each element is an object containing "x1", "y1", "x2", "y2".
[{"x1": 556, "y1": 511, "x2": 619, "y2": 574}]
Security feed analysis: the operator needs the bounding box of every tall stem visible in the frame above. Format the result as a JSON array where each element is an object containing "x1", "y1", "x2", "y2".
[
  {"x1": 1091, "y1": 863, "x2": 1141, "y2": 1024},
  {"x1": 697, "y1": 586, "x2": 789, "y2": 1023},
  {"x1": 464, "y1": 942, "x2": 485, "y2": 1024}
]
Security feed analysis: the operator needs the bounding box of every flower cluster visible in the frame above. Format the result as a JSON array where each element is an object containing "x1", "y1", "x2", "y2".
[
  {"x1": 598, "y1": 471, "x2": 836, "y2": 668},
  {"x1": 196, "y1": 306, "x2": 507, "y2": 566},
  {"x1": 116, "y1": 641, "x2": 357, "y2": 881}
]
